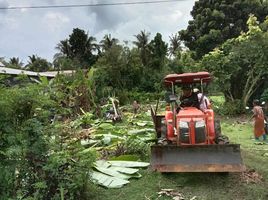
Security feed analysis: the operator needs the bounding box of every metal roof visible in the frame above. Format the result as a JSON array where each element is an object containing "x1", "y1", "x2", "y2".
[{"x1": 0, "y1": 67, "x2": 74, "y2": 78}]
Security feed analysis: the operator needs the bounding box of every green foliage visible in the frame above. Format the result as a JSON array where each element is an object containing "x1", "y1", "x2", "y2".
[
  {"x1": 100, "y1": 34, "x2": 119, "y2": 52},
  {"x1": 0, "y1": 84, "x2": 54, "y2": 199},
  {"x1": 133, "y1": 30, "x2": 151, "y2": 66},
  {"x1": 123, "y1": 90, "x2": 164, "y2": 104},
  {"x1": 56, "y1": 28, "x2": 98, "y2": 69},
  {"x1": 6, "y1": 57, "x2": 24, "y2": 69},
  {"x1": 0, "y1": 76, "x2": 98, "y2": 199},
  {"x1": 168, "y1": 33, "x2": 182, "y2": 57},
  {"x1": 170, "y1": 50, "x2": 199, "y2": 73},
  {"x1": 93, "y1": 43, "x2": 168, "y2": 97},
  {"x1": 261, "y1": 88, "x2": 268, "y2": 101},
  {"x1": 200, "y1": 15, "x2": 268, "y2": 109},
  {"x1": 25, "y1": 55, "x2": 52, "y2": 72},
  {"x1": 180, "y1": 0, "x2": 268, "y2": 58},
  {"x1": 148, "y1": 33, "x2": 168, "y2": 69},
  {"x1": 53, "y1": 57, "x2": 78, "y2": 71},
  {"x1": 50, "y1": 69, "x2": 98, "y2": 115},
  {"x1": 217, "y1": 99, "x2": 245, "y2": 116},
  {"x1": 43, "y1": 143, "x2": 96, "y2": 200},
  {"x1": 124, "y1": 137, "x2": 151, "y2": 160}
]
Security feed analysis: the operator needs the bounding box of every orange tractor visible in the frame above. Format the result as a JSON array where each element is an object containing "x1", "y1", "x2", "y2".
[{"x1": 150, "y1": 72, "x2": 245, "y2": 172}]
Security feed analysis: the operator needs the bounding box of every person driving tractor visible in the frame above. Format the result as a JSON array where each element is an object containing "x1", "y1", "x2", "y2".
[{"x1": 179, "y1": 85, "x2": 199, "y2": 108}]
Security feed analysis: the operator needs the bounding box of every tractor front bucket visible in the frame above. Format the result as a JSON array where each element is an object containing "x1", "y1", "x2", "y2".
[{"x1": 150, "y1": 144, "x2": 245, "y2": 172}]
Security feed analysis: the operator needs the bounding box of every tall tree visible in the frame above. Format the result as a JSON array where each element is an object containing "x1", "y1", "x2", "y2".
[
  {"x1": 55, "y1": 39, "x2": 72, "y2": 58},
  {"x1": 180, "y1": 0, "x2": 268, "y2": 58},
  {"x1": 169, "y1": 34, "x2": 182, "y2": 57},
  {"x1": 148, "y1": 33, "x2": 168, "y2": 69},
  {"x1": 100, "y1": 34, "x2": 119, "y2": 52},
  {"x1": 133, "y1": 30, "x2": 151, "y2": 66},
  {"x1": 55, "y1": 28, "x2": 99, "y2": 68},
  {"x1": 200, "y1": 15, "x2": 268, "y2": 106}
]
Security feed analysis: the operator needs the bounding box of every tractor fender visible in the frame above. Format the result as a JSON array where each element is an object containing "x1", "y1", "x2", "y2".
[
  {"x1": 165, "y1": 110, "x2": 174, "y2": 139},
  {"x1": 205, "y1": 109, "x2": 215, "y2": 143}
]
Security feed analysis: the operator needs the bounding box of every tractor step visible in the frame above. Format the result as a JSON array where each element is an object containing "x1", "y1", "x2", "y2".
[{"x1": 150, "y1": 144, "x2": 245, "y2": 172}]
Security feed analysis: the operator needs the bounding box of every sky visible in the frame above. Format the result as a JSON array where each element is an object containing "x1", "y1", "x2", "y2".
[{"x1": 0, "y1": 0, "x2": 196, "y2": 64}]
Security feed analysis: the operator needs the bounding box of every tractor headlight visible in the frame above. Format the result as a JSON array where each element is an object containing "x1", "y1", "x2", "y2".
[
  {"x1": 195, "y1": 120, "x2": 206, "y2": 143},
  {"x1": 179, "y1": 121, "x2": 188, "y2": 128},
  {"x1": 179, "y1": 121, "x2": 189, "y2": 143},
  {"x1": 195, "y1": 120, "x2": 205, "y2": 128}
]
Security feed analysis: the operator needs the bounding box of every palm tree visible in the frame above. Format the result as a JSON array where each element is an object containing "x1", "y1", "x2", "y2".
[
  {"x1": 28, "y1": 55, "x2": 37, "y2": 65},
  {"x1": 84, "y1": 34, "x2": 99, "y2": 56},
  {"x1": 25, "y1": 55, "x2": 51, "y2": 72},
  {"x1": 133, "y1": 30, "x2": 151, "y2": 66},
  {"x1": 7, "y1": 57, "x2": 23, "y2": 69},
  {"x1": 100, "y1": 34, "x2": 119, "y2": 52},
  {"x1": 169, "y1": 34, "x2": 182, "y2": 57},
  {"x1": 55, "y1": 39, "x2": 72, "y2": 57}
]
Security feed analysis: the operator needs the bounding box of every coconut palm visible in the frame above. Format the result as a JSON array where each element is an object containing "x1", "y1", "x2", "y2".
[
  {"x1": 169, "y1": 34, "x2": 182, "y2": 57},
  {"x1": 100, "y1": 34, "x2": 119, "y2": 52},
  {"x1": 133, "y1": 30, "x2": 151, "y2": 66},
  {"x1": 7, "y1": 57, "x2": 23, "y2": 69},
  {"x1": 55, "y1": 39, "x2": 72, "y2": 58}
]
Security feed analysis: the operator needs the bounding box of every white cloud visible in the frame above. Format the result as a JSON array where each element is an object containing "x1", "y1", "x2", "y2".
[
  {"x1": 42, "y1": 12, "x2": 70, "y2": 32},
  {"x1": 0, "y1": 0, "x2": 195, "y2": 62}
]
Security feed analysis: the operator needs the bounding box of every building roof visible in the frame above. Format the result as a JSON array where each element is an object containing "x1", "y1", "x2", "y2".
[{"x1": 0, "y1": 67, "x2": 75, "y2": 78}]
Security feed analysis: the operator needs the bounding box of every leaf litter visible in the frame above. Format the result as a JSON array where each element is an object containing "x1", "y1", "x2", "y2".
[{"x1": 240, "y1": 168, "x2": 263, "y2": 184}]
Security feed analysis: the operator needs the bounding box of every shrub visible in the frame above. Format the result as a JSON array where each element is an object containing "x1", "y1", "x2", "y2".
[
  {"x1": 217, "y1": 100, "x2": 245, "y2": 116},
  {"x1": 0, "y1": 79, "x2": 97, "y2": 200},
  {"x1": 261, "y1": 88, "x2": 268, "y2": 102}
]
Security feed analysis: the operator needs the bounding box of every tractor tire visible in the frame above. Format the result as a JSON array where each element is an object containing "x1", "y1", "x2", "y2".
[
  {"x1": 214, "y1": 120, "x2": 230, "y2": 144},
  {"x1": 157, "y1": 120, "x2": 168, "y2": 145},
  {"x1": 214, "y1": 119, "x2": 222, "y2": 138},
  {"x1": 215, "y1": 135, "x2": 230, "y2": 145}
]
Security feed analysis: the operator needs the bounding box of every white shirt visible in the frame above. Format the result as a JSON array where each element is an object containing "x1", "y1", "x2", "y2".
[{"x1": 197, "y1": 93, "x2": 210, "y2": 111}]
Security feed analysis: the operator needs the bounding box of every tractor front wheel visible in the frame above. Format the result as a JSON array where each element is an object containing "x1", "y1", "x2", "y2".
[{"x1": 214, "y1": 120, "x2": 229, "y2": 144}]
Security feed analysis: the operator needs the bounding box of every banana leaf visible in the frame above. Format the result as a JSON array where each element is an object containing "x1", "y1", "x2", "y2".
[
  {"x1": 81, "y1": 139, "x2": 98, "y2": 146},
  {"x1": 128, "y1": 128, "x2": 155, "y2": 135},
  {"x1": 94, "y1": 166, "x2": 131, "y2": 180},
  {"x1": 90, "y1": 171, "x2": 129, "y2": 188},
  {"x1": 98, "y1": 123, "x2": 114, "y2": 130},
  {"x1": 95, "y1": 160, "x2": 140, "y2": 175},
  {"x1": 95, "y1": 160, "x2": 111, "y2": 168},
  {"x1": 108, "y1": 161, "x2": 150, "y2": 168},
  {"x1": 136, "y1": 122, "x2": 147, "y2": 127},
  {"x1": 108, "y1": 166, "x2": 139, "y2": 175}
]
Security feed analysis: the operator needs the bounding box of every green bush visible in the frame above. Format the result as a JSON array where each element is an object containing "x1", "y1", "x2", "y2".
[
  {"x1": 217, "y1": 100, "x2": 245, "y2": 116},
  {"x1": 126, "y1": 91, "x2": 164, "y2": 103},
  {"x1": 261, "y1": 88, "x2": 268, "y2": 101},
  {"x1": 0, "y1": 78, "x2": 98, "y2": 200}
]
